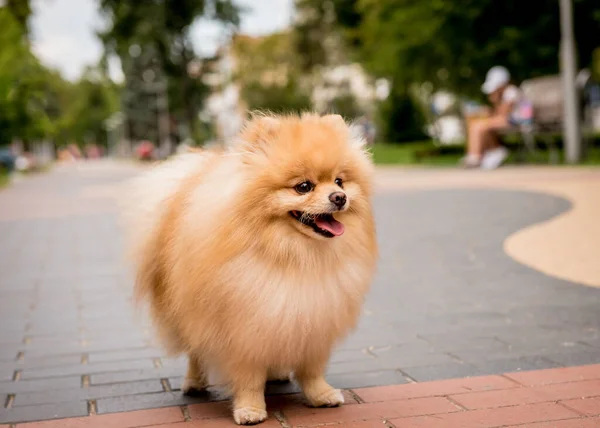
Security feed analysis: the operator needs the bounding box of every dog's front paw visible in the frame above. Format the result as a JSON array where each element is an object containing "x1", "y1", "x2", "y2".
[
  {"x1": 182, "y1": 377, "x2": 208, "y2": 396},
  {"x1": 233, "y1": 407, "x2": 268, "y2": 425},
  {"x1": 306, "y1": 388, "x2": 344, "y2": 408}
]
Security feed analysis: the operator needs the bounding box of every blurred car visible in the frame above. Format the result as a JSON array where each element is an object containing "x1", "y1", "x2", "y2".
[{"x1": 0, "y1": 148, "x2": 16, "y2": 173}]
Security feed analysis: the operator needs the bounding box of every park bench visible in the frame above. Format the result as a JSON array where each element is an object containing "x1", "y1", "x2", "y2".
[{"x1": 500, "y1": 69, "x2": 597, "y2": 163}]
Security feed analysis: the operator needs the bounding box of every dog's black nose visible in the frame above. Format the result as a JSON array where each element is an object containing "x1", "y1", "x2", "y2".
[{"x1": 329, "y1": 191, "x2": 347, "y2": 208}]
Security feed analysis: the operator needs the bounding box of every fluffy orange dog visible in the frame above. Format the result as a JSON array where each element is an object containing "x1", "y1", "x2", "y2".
[{"x1": 122, "y1": 113, "x2": 377, "y2": 425}]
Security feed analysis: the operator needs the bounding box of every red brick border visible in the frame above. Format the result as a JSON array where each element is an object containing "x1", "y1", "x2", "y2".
[{"x1": 13, "y1": 364, "x2": 600, "y2": 427}]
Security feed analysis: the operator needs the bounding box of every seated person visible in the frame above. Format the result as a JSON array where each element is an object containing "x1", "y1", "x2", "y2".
[{"x1": 462, "y1": 66, "x2": 522, "y2": 169}]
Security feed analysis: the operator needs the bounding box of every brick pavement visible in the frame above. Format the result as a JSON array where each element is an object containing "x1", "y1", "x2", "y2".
[
  {"x1": 1, "y1": 161, "x2": 600, "y2": 424},
  {"x1": 8, "y1": 365, "x2": 600, "y2": 427}
]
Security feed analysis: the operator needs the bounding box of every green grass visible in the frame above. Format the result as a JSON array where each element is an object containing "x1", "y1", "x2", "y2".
[
  {"x1": 0, "y1": 170, "x2": 9, "y2": 189},
  {"x1": 370, "y1": 140, "x2": 600, "y2": 166},
  {"x1": 582, "y1": 146, "x2": 600, "y2": 165},
  {"x1": 370, "y1": 141, "x2": 462, "y2": 166}
]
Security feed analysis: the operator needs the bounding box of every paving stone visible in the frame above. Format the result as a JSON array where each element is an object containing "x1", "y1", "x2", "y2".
[
  {"x1": 0, "y1": 376, "x2": 83, "y2": 394},
  {"x1": 96, "y1": 391, "x2": 199, "y2": 414},
  {"x1": 543, "y1": 351, "x2": 600, "y2": 367},
  {"x1": 330, "y1": 349, "x2": 378, "y2": 364},
  {"x1": 13, "y1": 379, "x2": 164, "y2": 406},
  {"x1": 402, "y1": 362, "x2": 485, "y2": 382},
  {"x1": 91, "y1": 366, "x2": 184, "y2": 385},
  {"x1": 0, "y1": 401, "x2": 88, "y2": 424},
  {"x1": 159, "y1": 356, "x2": 188, "y2": 369},
  {"x1": 20, "y1": 359, "x2": 155, "y2": 380},
  {"x1": 16, "y1": 355, "x2": 84, "y2": 369},
  {"x1": 475, "y1": 356, "x2": 563, "y2": 375},
  {"x1": 418, "y1": 334, "x2": 511, "y2": 353},
  {"x1": 24, "y1": 342, "x2": 150, "y2": 358},
  {"x1": 326, "y1": 370, "x2": 408, "y2": 389},
  {"x1": 367, "y1": 348, "x2": 457, "y2": 369},
  {"x1": 1, "y1": 370, "x2": 14, "y2": 382},
  {"x1": 4, "y1": 166, "x2": 600, "y2": 423},
  {"x1": 87, "y1": 348, "x2": 162, "y2": 364},
  {"x1": 0, "y1": 349, "x2": 18, "y2": 362}
]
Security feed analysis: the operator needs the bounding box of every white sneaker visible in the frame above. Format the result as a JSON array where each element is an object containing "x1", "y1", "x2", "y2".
[
  {"x1": 459, "y1": 154, "x2": 481, "y2": 169},
  {"x1": 481, "y1": 146, "x2": 509, "y2": 170}
]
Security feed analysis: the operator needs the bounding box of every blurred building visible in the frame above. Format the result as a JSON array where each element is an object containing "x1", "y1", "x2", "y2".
[
  {"x1": 202, "y1": 33, "x2": 386, "y2": 143},
  {"x1": 311, "y1": 63, "x2": 386, "y2": 115},
  {"x1": 200, "y1": 40, "x2": 246, "y2": 144}
]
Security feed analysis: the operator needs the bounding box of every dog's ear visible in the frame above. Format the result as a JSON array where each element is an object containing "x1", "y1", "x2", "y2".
[
  {"x1": 321, "y1": 114, "x2": 346, "y2": 129},
  {"x1": 238, "y1": 115, "x2": 281, "y2": 155},
  {"x1": 348, "y1": 122, "x2": 368, "y2": 149},
  {"x1": 322, "y1": 114, "x2": 367, "y2": 150}
]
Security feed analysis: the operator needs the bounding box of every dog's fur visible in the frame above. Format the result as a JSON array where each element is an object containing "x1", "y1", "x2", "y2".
[{"x1": 121, "y1": 113, "x2": 377, "y2": 425}]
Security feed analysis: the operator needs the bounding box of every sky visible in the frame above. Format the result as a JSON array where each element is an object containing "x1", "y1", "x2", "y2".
[{"x1": 30, "y1": 0, "x2": 294, "y2": 82}]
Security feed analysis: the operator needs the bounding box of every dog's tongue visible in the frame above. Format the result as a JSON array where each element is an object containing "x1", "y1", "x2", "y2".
[{"x1": 315, "y1": 216, "x2": 345, "y2": 236}]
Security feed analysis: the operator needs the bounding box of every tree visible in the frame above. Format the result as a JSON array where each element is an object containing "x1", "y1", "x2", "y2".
[
  {"x1": 3, "y1": 0, "x2": 32, "y2": 33},
  {"x1": 57, "y1": 69, "x2": 121, "y2": 148},
  {"x1": 295, "y1": 0, "x2": 600, "y2": 141},
  {"x1": 99, "y1": 0, "x2": 240, "y2": 144},
  {"x1": 232, "y1": 33, "x2": 312, "y2": 114},
  {"x1": 0, "y1": 7, "x2": 51, "y2": 146},
  {"x1": 335, "y1": 0, "x2": 600, "y2": 97}
]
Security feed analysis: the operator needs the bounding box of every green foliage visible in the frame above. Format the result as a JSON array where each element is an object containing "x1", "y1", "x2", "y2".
[
  {"x1": 58, "y1": 71, "x2": 121, "y2": 147},
  {"x1": 593, "y1": 48, "x2": 600, "y2": 82},
  {"x1": 3, "y1": 0, "x2": 32, "y2": 32},
  {"x1": 326, "y1": 91, "x2": 361, "y2": 120},
  {"x1": 337, "y1": 0, "x2": 600, "y2": 97},
  {"x1": 242, "y1": 78, "x2": 311, "y2": 114},
  {"x1": 0, "y1": 8, "x2": 50, "y2": 144},
  {"x1": 376, "y1": 84, "x2": 427, "y2": 143},
  {"x1": 295, "y1": 0, "x2": 600, "y2": 142},
  {"x1": 99, "y1": 0, "x2": 240, "y2": 143},
  {"x1": 293, "y1": 0, "x2": 331, "y2": 71},
  {"x1": 0, "y1": 7, "x2": 120, "y2": 148},
  {"x1": 233, "y1": 33, "x2": 312, "y2": 114}
]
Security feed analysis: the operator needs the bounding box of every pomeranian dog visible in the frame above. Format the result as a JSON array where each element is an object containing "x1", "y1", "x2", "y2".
[{"x1": 121, "y1": 113, "x2": 377, "y2": 425}]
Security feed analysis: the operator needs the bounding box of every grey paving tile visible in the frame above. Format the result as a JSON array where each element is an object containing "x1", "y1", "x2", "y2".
[
  {"x1": 475, "y1": 356, "x2": 563, "y2": 375},
  {"x1": 4, "y1": 169, "x2": 600, "y2": 421},
  {"x1": 13, "y1": 379, "x2": 164, "y2": 406},
  {"x1": 24, "y1": 342, "x2": 151, "y2": 357},
  {"x1": 368, "y1": 348, "x2": 456, "y2": 369},
  {"x1": 542, "y1": 351, "x2": 600, "y2": 366},
  {"x1": 1, "y1": 369, "x2": 14, "y2": 382},
  {"x1": 339, "y1": 332, "x2": 416, "y2": 350},
  {"x1": 0, "y1": 401, "x2": 88, "y2": 424},
  {"x1": 96, "y1": 391, "x2": 199, "y2": 414},
  {"x1": 0, "y1": 376, "x2": 84, "y2": 394},
  {"x1": 91, "y1": 366, "x2": 184, "y2": 385},
  {"x1": 167, "y1": 376, "x2": 185, "y2": 391},
  {"x1": 0, "y1": 348, "x2": 19, "y2": 362},
  {"x1": 326, "y1": 370, "x2": 408, "y2": 389},
  {"x1": 401, "y1": 362, "x2": 483, "y2": 382},
  {"x1": 159, "y1": 356, "x2": 188, "y2": 369},
  {"x1": 329, "y1": 349, "x2": 374, "y2": 364},
  {"x1": 87, "y1": 347, "x2": 162, "y2": 364},
  {"x1": 17, "y1": 354, "x2": 84, "y2": 369},
  {"x1": 418, "y1": 334, "x2": 510, "y2": 353},
  {"x1": 20, "y1": 359, "x2": 155, "y2": 380}
]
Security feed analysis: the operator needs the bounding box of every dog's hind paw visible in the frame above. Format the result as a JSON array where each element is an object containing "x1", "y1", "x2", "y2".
[{"x1": 182, "y1": 377, "x2": 208, "y2": 396}]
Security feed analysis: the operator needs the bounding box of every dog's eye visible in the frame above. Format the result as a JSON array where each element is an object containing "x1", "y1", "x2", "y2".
[
  {"x1": 335, "y1": 178, "x2": 343, "y2": 188},
  {"x1": 294, "y1": 181, "x2": 314, "y2": 194}
]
